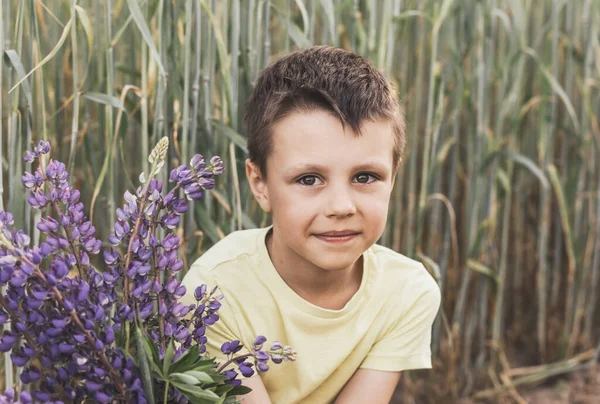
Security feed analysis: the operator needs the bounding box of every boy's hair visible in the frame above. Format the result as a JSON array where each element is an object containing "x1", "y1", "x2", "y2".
[{"x1": 243, "y1": 45, "x2": 406, "y2": 177}]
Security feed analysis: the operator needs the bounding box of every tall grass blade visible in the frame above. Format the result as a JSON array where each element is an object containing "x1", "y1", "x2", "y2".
[
  {"x1": 9, "y1": 18, "x2": 72, "y2": 94},
  {"x1": 126, "y1": 0, "x2": 166, "y2": 77}
]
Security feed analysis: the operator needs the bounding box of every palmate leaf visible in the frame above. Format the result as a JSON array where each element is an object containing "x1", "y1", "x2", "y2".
[
  {"x1": 169, "y1": 345, "x2": 201, "y2": 374},
  {"x1": 170, "y1": 349, "x2": 218, "y2": 374},
  {"x1": 170, "y1": 372, "x2": 202, "y2": 385},
  {"x1": 228, "y1": 385, "x2": 252, "y2": 396},
  {"x1": 214, "y1": 394, "x2": 227, "y2": 404},
  {"x1": 214, "y1": 383, "x2": 234, "y2": 396},
  {"x1": 181, "y1": 370, "x2": 215, "y2": 383},
  {"x1": 170, "y1": 381, "x2": 221, "y2": 404}
]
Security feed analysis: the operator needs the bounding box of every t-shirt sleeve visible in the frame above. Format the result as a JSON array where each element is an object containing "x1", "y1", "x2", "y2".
[
  {"x1": 360, "y1": 272, "x2": 441, "y2": 372},
  {"x1": 180, "y1": 265, "x2": 252, "y2": 367}
]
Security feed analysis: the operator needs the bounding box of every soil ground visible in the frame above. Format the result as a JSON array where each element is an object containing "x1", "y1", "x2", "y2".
[{"x1": 392, "y1": 366, "x2": 600, "y2": 403}]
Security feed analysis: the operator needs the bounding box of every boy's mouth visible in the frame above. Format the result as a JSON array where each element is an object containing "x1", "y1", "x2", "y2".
[{"x1": 314, "y1": 230, "x2": 360, "y2": 243}]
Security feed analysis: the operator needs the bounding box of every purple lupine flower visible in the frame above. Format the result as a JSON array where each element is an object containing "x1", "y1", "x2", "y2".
[
  {"x1": 0, "y1": 139, "x2": 297, "y2": 403},
  {"x1": 210, "y1": 156, "x2": 225, "y2": 175}
]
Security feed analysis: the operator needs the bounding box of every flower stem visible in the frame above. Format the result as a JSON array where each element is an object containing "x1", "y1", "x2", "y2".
[
  {"x1": 125, "y1": 319, "x2": 131, "y2": 354},
  {"x1": 51, "y1": 201, "x2": 85, "y2": 278},
  {"x1": 150, "y1": 199, "x2": 166, "y2": 352},
  {"x1": 216, "y1": 352, "x2": 253, "y2": 374},
  {"x1": 163, "y1": 381, "x2": 170, "y2": 404},
  {"x1": 123, "y1": 193, "x2": 149, "y2": 306}
]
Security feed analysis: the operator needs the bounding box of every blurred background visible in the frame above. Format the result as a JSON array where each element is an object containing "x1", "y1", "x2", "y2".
[{"x1": 1, "y1": 0, "x2": 599, "y2": 402}]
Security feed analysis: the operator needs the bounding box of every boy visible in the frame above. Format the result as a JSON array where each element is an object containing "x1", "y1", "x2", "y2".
[{"x1": 181, "y1": 45, "x2": 441, "y2": 404}]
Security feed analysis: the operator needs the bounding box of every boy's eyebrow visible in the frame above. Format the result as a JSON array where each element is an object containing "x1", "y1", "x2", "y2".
[
  {"x1": 352, "y1": 161, "x2": 390, "y2": 172},
  {"x1": 283, "y1": 161, "x2": 390, "y2": 175},
  {"x1": 283, "y1": 163, "x2": 329, "y2": 175}
]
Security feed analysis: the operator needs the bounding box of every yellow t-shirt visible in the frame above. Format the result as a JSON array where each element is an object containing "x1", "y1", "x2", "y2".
[{"x1": 181, "y1": 227, "x2": 441, "y2": 404}]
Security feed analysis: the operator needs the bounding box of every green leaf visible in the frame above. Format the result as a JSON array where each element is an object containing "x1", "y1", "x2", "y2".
[
  {"x1": 10, "y1": 18, "x2": 73, "y2": 94},
  {"x1": 393, "y1": 10, "x2": 432, "y2": 24},
  {"x1": 271, "y1": 4, "x2": 311, "y2": 48},
  {"x1": 170, "y1": 372, "x2": 202, "y2": 385},
  {"x1": 467, "y1": 259, "x2": 499, "y2": 283},
  {"x1": 135, "y1": 326, "x2": 156, "y2": 404},
  {"x1": 183, "y1": 370, "x2": 215, "y2": 383},
  {"x1": 199, "y1": 0, "x2": 231, "y2": 107},
  {"x1": 140, "y1": 331, "x2": 164, "y2": 378},
  {"x1": 480, "y1": 150, "x2": 550, "y2": 190},
  {"x1": 82, "y1": 92, "x2": 125, "y2": 111},
  {"x1": 435, "y1": 137, "x2": 456, "y2": 166},
  {"x1": 164, "y1": 340, "x2": 175, "y2": 376},
  {"x1": 496, "y1": 168, "x2": 511, "y2": 193},
  {"x1": 228, "y1": 385, "x2": 252, "y2": 396},
  {"x1": 523, "y1": 47, "x2": 580, "y2": 133},
  {"x1": 417, "y1": 253, "x2": 442, "y2": 283},
  {"x1": 547, "y1": 164, "x2": 576, "y2": 277},
  {"x1": 433, "y1": 0, "x2": 456, "y2": 33},
  {"x1": 170, "y1": 345, "x2": 201, "y2": 374},
  {"x1": 126, "y1": 0, "x2": 166, "y2": 77},
  {"x1": 293, "y1": 0, "x2": 310, "y2": 35},
  {"x1": 3, "y1": 50, "x2": 33, "y2": 109},
  {"x1": 214, "y1": 383, "x2": 234, "y2": 396},
  {"x1": 171, "y1": 381, "x2": 221, "y2": 403},
  {"x1": 317, "y1": 0, "x2": 336, "y2": 40},
  {"x1": 286, "y1": 20, "x2": 312, "y2": 49},
  {"x1": 75, "y1": 5, "x2": 94, "y2": 66},
  {"x1": 192, "y1": 360, "x2": 223, "y2": 373},
  {"x1": 211, "y1": 121, "x2": 248, "y2": 154},
  {"x1": 241, "y1": 213, "x2": 258, "y2": 230},
  {"x1": 195, "y1": 203, "x2": 223, "y2": 244},
  {"x1": 214, "y1": 393, "x2": 227, "y2": 404}
]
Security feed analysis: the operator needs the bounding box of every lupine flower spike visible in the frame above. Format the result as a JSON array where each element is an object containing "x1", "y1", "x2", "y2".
[{"x1": 0, "y1": 137, "x2": 295, "y2": 403}]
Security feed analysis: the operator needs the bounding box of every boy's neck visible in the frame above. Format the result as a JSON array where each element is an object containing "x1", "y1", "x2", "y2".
[{"x1": 265, "y1": 229, "x2": 363, "y2": 310}]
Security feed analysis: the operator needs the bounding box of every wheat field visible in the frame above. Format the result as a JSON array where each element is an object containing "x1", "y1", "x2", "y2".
[{"x1": 1, "y1": 0, "x2": 599, "y2": 402}]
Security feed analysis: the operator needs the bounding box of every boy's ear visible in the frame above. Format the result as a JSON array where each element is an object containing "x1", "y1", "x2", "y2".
[{"x1": 245, "y1": 159, "x2": 272, "y2": 213}]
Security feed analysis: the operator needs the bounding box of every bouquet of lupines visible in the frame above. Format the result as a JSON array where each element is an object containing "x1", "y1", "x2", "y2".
[{"x1": 0, "y1": 138, "x2": 295, "y2": 403}]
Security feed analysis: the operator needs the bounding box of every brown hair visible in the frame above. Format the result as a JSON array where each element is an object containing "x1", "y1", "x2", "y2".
[{"x1": 243, "y1": 45, "x2": 406, "y2": 177}]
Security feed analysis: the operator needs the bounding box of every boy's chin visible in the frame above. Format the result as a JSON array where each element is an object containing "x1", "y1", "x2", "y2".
[{"x1": 308, "y1": 254, "x2": 362, "y2": 273}]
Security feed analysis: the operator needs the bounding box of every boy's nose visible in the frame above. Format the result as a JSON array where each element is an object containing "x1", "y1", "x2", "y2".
[{"x1": 324, "y1": 186, "x2": 357, "y2": 218}]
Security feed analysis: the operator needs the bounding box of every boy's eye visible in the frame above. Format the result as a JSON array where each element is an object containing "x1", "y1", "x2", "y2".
[
  {"x1": 297, "y1": 175, "x2": 322, "y2": 186},
  {"x1": 354, "y1": 173, "x2": 377, "y2": 184}
]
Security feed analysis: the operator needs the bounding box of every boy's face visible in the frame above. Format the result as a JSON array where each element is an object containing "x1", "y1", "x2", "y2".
[{"x1": 246, "y1": 110, "x2": 396, "y2": 273}]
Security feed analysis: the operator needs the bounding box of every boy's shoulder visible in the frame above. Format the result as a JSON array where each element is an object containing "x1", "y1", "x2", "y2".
[
  {"x1": 368, "y1": 243, "x2": 430, "y2": 276},
  {"x1": 367, "y1": 243, "x2": 440, "y2": 301},
  {"x1": 368, "y1": 243, "x2": 424, "y2": 269},
  {"x1": 187, "y1": 227, "x2": 267, "y2": 277}
]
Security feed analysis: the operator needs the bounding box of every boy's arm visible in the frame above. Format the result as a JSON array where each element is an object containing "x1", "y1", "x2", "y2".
[
  {"x1": 333, "y1": 369, "x2": 401, "y2": 404},
  {"x1": 237, "y1": 375, "x2": 273, "y2": 404},
  {"x1": 334, "y1": 273, "x2": 441, "y2": 403}
]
